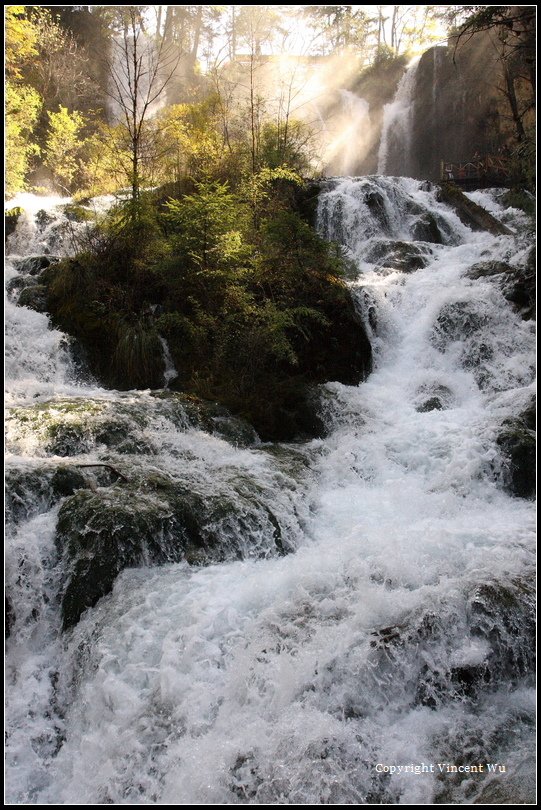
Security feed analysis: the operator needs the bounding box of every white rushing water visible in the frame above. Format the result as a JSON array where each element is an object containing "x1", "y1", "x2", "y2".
[
  {"x1": 378, "y1": 61, "x2": 420, "y2": 176},
  {"x1": 5, "y1": 180, "x2": 536, "y2": 804}
]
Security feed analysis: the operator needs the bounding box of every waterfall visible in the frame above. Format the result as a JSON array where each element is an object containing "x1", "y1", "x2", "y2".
[
  {"x1": 5, "y1": 197, "x2": 101, "y2": 405},
  {"x1": 5, "y1": 183, "x2": 535, "y2": 804},
  {"x1": 159, "y1": 336, "x2": 178, "y2": 388},
  {"x1": 377, "y1": 60, "x2": 420, "y2": 176}
]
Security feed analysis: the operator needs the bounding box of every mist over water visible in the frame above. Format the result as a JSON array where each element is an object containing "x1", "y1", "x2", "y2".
[{"x1": 5, "y1": 179, "x2": 536, "y2": 804}]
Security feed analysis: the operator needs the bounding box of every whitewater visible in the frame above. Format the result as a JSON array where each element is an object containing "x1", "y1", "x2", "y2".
[{"x1": 5, "y1": 177, "x2": 535, "y2": 804}]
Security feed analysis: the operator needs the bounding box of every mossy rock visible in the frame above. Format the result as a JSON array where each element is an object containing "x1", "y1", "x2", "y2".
[
  {"x1": 7, "y1": 398, "x2": 150, "y2": 457},
  {"x1": 18, "y1": 284, "x2": 48, "y2": 313},
  {"x1": 496, "y1": 400, "x2": 536, "y2": 499},
  {"x1": 8, "y1": 400, "x2": 106, "y2": 457},
  {"x1": 437, "y1": 183, "x2": 512, "y2": 235},
  {"x1": 61, "y1": 203, "x2": 95, "y2": 223},
  {"x1": 57, "y1": 488, "x2": 175, "y2": 629},
  {"x1": 501, "y1": 188, "x2": 535, "y2": 216},
  {"x1": 56, "y1": 475, "x2": 286, "y2": 629},
  {"x1": 13, "y1": 255, "x2": 60, "y2": 276}
]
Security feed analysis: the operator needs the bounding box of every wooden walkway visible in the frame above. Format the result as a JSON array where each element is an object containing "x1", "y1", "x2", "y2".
[{"x1": 441, "y1": 155, "x2": 511, "y2": 189}]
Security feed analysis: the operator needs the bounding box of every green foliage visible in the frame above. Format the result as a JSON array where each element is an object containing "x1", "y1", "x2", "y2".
[
  {"x1": 6, "y1": 82, "x2": 42, "y2": 194},
  {"x1": 5, "y1": 6, "x2": 38, "y2": 79},
  {"x1": 164, "y1": 179, "x2": 250, "y2": 271},
  {"x1": 111, "y1": 319, "x2": 164, "y2": 389},
  {"x1": 44, "y1": 106, "x2": 86, "y2": 192},
  {"x1": 45, "y1": 177, "x2": 371, "y2": 439},
  {"x1": 5, "y1": 7, "x2": 42, "y2": 193}
]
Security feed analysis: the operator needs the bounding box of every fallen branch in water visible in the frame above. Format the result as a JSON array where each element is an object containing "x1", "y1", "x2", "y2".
[{"x1": 75, "y1": 463, "x2": 130, "y2": 483}]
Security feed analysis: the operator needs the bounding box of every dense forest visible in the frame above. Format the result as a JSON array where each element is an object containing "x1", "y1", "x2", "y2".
[{"x1": 6, "y1": 5, "x2": 535, "y2": 198}]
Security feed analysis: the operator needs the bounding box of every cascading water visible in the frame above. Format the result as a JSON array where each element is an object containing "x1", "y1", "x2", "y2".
[
  {"x1": 5, "y1": 179, "x2": 535, "y2": 804},
  {"x1": 378, "y1": 61, "x2": 420, "y2": 176},
  {"x1": 159, "y1": 336, "x2": 179, "y2": 389}
]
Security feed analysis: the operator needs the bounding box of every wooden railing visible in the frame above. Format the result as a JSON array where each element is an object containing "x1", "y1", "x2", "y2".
[{"x1": 440, "y1": 155, "x2": 511, "y2": 184}]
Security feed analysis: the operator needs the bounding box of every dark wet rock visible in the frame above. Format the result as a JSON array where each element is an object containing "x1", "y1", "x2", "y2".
[
  {"x1": 500, "y1": 188, "x2": 536, "y2": 216},
  {"x1": 149, "y1": 391, "x2": 259, "y2": 446},
  {"x1": 5, "y1": 466, "x2": 56, "y2": 525},
  {"x1": 415, "y1": 384, "x2": 453, "y2": 412},
  {"x1": 365, "y1": 240, "x2": 429, "y2": 272},
  {"x1": 13, "y1": 255, "x2": 61, "y2": 276},
  {"x1": 18, "y1": 284, "x2": 48, "y2": 312},
  {"x1": 417, "y1": 397, "x2": 444, "y2": 412},
  {"x1": 501, "y1": 247, "x2": 535, "y2": 321},
  {"x1": 5, "y1": 207, "x2": 23, "y2": 241},
  {"x1": 365, "y1": 189, "x2": 390, "y2": 231},
  {"x1": 210, "y1": 415, "x2": 259, "y2": 447},
  {"x1": 496, "y1": 400, "x2": 536, "y2": 499},
  {"x1": 436, "y1": 183, "x2": 512, "y2": 235},
  {"x1": 5, "y1": 462, "x2": 122, "y2": 526},
  {"x1": 431, "y1": 301, "x2": 488, "y2": 349},
  {"x1": 51, "y1": 466, "x2": 90, "y2": 498},
  {"x1": 448, "y1": 663, "x2": 490, "y2": 698},
  {"x1": 469, "y1": 578, "x2": 536, "y2": 676},
  {"x1": 36, "y1": 209, "x2": 55, "y2": 230},
  {"x1": 6, "y1": 274, "x2": 40, "y2": 297},
  {"x1": 411, "y1": 212, "x2": 443, "y2": 244},
  {"x1": 466, "y1": 260, "x2": 515, "y2": 280},
  {"x1": 466, "y1": 250, "x2": 535, "y2": 321}
]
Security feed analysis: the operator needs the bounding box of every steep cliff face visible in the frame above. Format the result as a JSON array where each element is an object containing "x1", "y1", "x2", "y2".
[
  {"x1": 347, "y1": 23, "x2": 533, "y2": 183},
  {"x1": 410, "y1": 34, "x2": 503, "y2": 180}
]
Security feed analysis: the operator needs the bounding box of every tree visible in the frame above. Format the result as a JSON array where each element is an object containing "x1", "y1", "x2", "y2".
[
  {"x1": 302, "y1": 6, "x2": 374, "y2": 57},
  {"x1": 43, "y1": 106, "x2": 86, "y2": 192},
  {"x1": 104, "y1": 6, "x2": 180, "y2": 211},
  {"x1": 453, "y1": 5, "x2": 535, "y2": 183},
  {"x1": 5, "y1": 6, "x2": 41, "y2": 194},
  {"x1": 164, "y1": 178, "x2": 248, "y2": 274},
  {"x1": 29, "y1": 8, "x2": 100, "y2": 114}
]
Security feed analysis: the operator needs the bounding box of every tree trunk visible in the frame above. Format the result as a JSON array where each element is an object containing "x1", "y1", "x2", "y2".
[
  {"x1": 504, "y1": 63, "x2": 525, "y2": 142},
  {"x1": 391, "y1": 5, "x2": 398, "y2": 51},
  {"x1": 189, "y1": 5, "x2": 203, "y2": 75},
  {"x1": 230, "y1": 6, "x2": 237, "y2": 60}
]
